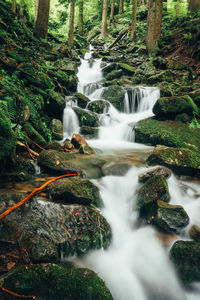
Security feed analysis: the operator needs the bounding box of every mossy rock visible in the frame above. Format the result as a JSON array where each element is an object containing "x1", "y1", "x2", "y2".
[
  {"x1": 75, "y1": 92, "x2": 90, "y2": 108},
  {"x1": 170, "y1": 240, "x2": 200, "y2": 285},
  {"x1": 147, "y1": 70, "x2": 174, "y2": 84},
  {"x1": 45, "y1": 90, "x2": 66, "y2": 120},
  {"x1": 137, "y1": 175, "x2": 170, "y2": 220},
  {"x1": 102, "y1": 63, "x2": 118, "y2": 75},
  {"x1": 153, "y1": 200, "x2": 189, "y2": 234},
  {"x1": 80, "y1": 126, "x2": 99, "y2": 139},
  {"x1": 138, "y1": 166, "x2": 171, "y2": 183},
  {"x1": 87, "y1": 100, "x2": 110, "y2": 114},
  {"x1": 47, "y1": 177, "x2": 102, "y2": 207},
  {"x1": 101, "y1": 85, "x2": 125, "y2": 112},
  {"x1": 146, "y1": 145, "x2": 200, "y2": 176},
  {"x1": 187, "y1": 91, "x2": 200, "y2": 108},
  {"x1": 73, "y1": 107, "x2": 99, "y2": 127},
  {"x1": 52, "y1": 118, "x2": 63, "y2": 141},
  {"x1": 105, "y1": 70, "x2": 123, "y2": 82},
  {"x1": 23, "y1": 122, "x2": 47, "y2": 147},
  {"x1": 38, "y1": 149, "x2": 85, "y2": 176},
  {"x1": 153, "y1": 95, "x2": 199, "y2": 118},
  {"x1": 67, "y1": 74, "x2": 78, "y2": 92},
  {"x1": 135, "y1": 117, "x2": 200, "y2": 151},
  {"x1": 118, "y1": 63, "x2": 136, "y2": 75},
  {"x1": 3, "y1": 263, "x2": 113, "y2": 300}
]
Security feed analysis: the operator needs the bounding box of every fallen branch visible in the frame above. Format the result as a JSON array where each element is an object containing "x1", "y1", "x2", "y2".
[
  {"x1": 1, "y1": 287, "x2": 36, "y2": 299},
  {"x1": 24, "y1": 135, "x2": 46, "y2": 151},
  {"x1": 0, "y1": 173, "x2": 78, "y2": 220},
  {"x1": 108, "y1": 26, "x2": 130, "y2": 50},
  {"x1": 17, "y1": 140, "x2": 39, "y2": 157}
]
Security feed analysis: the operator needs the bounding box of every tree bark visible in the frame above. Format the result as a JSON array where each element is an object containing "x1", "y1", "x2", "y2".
[
  {"x1": 176, "y1": 0, "x2": 180, "y2": 16},
  {"x1": 34, "y1": 0, "x2": 50, "y2": 39},
  {"x1": 12, "y1": 0, "x2": 16, "y2": 13},
  {"x1": 34, "y1": 0, "x2": 39, "y2": 26},
  {"x1": 78, "y1": 0, "x2": 84, "y2": 36},
  {"x1": 131, "y1": 0, "x2": 137, "y2": 40},
  {"x1": 119, "y1": 0, "x2": 124, "y2": 13},
  {"x1": 146, "y1": 0, "x2": 163, "y2": 53},
  {"x1": 101, "y1": 0, "x2": 108, "y2": 37},
  {"x1": 110, "y1": 0, "x2": 115, "y2": 23},
  {"x1": 188, "y1": 0, "x2": 200, "y2": 12},
  {"x1": 68, "y1": 0, "x2": 76, "y2": 46},
  {"x1": 20, "y1": 0, "x2": 25, "y2": 17}
]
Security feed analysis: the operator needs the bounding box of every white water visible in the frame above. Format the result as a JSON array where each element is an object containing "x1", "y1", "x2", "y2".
[
  {"x1": 62, "y1": 48, "x2": 200, "y2": 299},
  {"x1": 63, "y1": 98, "x2": 79, "y2": 140}
]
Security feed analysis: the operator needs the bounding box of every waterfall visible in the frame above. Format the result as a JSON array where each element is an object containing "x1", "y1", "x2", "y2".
[{"x1": 63, "y1": 98, "x2": 79, "y2": 140}]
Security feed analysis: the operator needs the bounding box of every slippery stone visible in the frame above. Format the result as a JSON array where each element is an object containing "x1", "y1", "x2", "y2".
[
  {"x1": 138, "y1": 166, "x2": 172, "y2": 183},
  {"x1": 87, "y1": 99, "x2": 110, "y2": 114},
  {"x1": 73, "y1": 107, "x2": 100, "y2": 127}
]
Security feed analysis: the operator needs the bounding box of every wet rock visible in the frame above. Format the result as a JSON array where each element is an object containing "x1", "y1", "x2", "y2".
[
  {"x1": 80, "y1": 126, "x2": 99, "y2": 139},
  {"x1": 71, "y1": 133, "x2": 95, "y2": 155},
  {"x1": 102, "y1": 162, "x2": 132, "y2": 176},
  {"x1": 87, "y1": 99, "x2": 110, "y2": 114},
  {"x1": 0, "y1": 197, "x2": 112, "y2": 261},
  {"x1": 101, "y1": 85, "x2": 125, "y2": 112},
  {"x1": 47, "y1": 177, "x2": 102, "y2": 207},
  {"x1": 189, "y1": 225, "x2": 200, "y2": 241},
  {"x1": 153, "y1": 95, "x2": 199, "y2": 119},
  {"x1": 137, "y1": 175, "x2": 170, "y2": 219},
  {"x1": 38, "y1": 150, "x2": 85, "y2": 176},
  {"x1": 153, "y1": 200, "x2": 189, "y2": 234},
  {"x1": 45, "y1": 90, "x2": 66, "y2": 120},
  {"x1": 3, "y1": 263, "x2": 113, "y2": 300},
  {"x1": 52, "y1": 118, "x2": 63, "y2": 141},
  {"x1": 146, "y1": 145, "x2": 200, "y2": 176},
  {"x1": 138, "y1": 166, "x2": 171, "y2": 183},
  {"x1": 148, "y1": 70, "x2": 174, "y2": 84},
  {"x1": 46, "y1": 141, "x2": 64, "y2": 151},
  {"x1": 105, "y1": 70, "x2": 123, "y2": 81},
  {"x1": 74, "y1": 92, "x2": 90, "y2": 108},
  {"x1": 73, "y1": 107, "x2": 100, "y2": 127},
  {"x1": 23, "y1": 122, "x2": 47, "y2": 147},
  {"x1": 118, "y1": 63, "x2": 136, "y2": 75},
  {"x1": 64, "y1": 140, "x2": 75, "y2": 152},
  {"x1": 135, "y1": 117, "x2": 200, "y2": 151},
  {"x1": 102, "y1": 63, "x2": 118, "y2": 75},
  {"x1": 170, "y1": 240, "x2": 200, "y2": 285}
]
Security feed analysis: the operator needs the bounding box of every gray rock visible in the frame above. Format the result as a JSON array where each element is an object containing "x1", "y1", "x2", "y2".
[
  {"x1": 52, "y1": 118, "x2": 63, "y2": 141},
  {"x1": 102, "y1": 162, "x2": 132, "y2": 176},
  {"x1": 138, "y1": 166, "x2": 171, "y2": 183}
]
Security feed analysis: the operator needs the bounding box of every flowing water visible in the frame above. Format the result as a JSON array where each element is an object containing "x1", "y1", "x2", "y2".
[{"x1": 62, "y1": 48, "x2": 200, "y2": 300}]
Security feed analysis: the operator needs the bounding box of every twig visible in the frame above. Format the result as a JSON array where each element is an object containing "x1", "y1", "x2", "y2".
[
  {"x1": 24, "y1": 135, "x2": 46, "y2": 151},
  {"x1": 1, "y1": 287, "x2": 36, "y2": 299},
  {"x1": 17, "y1": 141, "x2": 39, "y2": 157}
]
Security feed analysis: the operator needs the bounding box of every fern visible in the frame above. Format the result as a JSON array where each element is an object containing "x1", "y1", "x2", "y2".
[{"x1": 189, "y1": 117, "x2": 200, "y2": 129}]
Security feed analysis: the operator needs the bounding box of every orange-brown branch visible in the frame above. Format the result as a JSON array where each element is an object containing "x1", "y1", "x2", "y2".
[
  {"x1": 1, "y1": 287, "x2": 36, "y2": 299},
  {"x1": 24, "y1": 135, "x2": 46, "y2": 151},
  {"x1": 0, "y1": 173, "x2": 77, "y2": 221}
]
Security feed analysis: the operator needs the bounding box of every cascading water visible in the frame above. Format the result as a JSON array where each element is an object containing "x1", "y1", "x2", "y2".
[{"x1": 63, "y1": 97, "x2": 79, "y2": 140}]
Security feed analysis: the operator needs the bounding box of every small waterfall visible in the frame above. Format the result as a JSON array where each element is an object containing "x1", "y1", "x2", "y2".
[
  {"x1": 124, "y1": 87, "x2": 160, "y2": 114},
  {"x1": 63, "y1": 98, "x2": 79, "y2": 140}
]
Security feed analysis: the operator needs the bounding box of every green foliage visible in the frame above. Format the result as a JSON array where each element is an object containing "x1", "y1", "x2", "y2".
[{"x1": 189, "y1": 116, "x2": 200, "y2": 129}]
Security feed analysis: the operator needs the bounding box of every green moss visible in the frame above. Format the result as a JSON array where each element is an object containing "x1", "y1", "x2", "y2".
[
  {"x1": 75, "y1": 93, "x2": 90, "y2": 108},
  {"x1": 73, "y1": 107, "x2": 99, "y2": 127},
  {"x1": 118, "y1": 63, "x2": 136, "y2": 75},
  {"x1": 105, "y1": 70, "x2": 123, "y2": 81},
  {"x1": 101, "y1": 85, "x2": 125, "y2": 112},
  {"x1": 23, "y1": 122, "x2": 47, "y2": 147}
]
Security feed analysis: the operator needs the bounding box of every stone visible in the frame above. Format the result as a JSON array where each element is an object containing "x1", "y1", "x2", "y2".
[
  {"x1": 3, "y1": 263, "x2": 113, "y2": 300},
  {"x1": 189, "y1": 225, "x2": 200, "y2": 241},
  {"x1": 38, "y1": 150, "x2": 85, "y2": 176},
  {"x1": 47, "y1": 177, "x2": 102, "y2": 207},
  {"x1": 153, "y1": 200, "x2": 189, "y2": 234},
  {"x1": 52, "y1": 118, "x2": 63, "y2": 141},
  {"x1": 46, "y1": 141, "x2": 64, "y2": 152},
  {"x1": 73, "y1": 107, "x2": 100, "y2": 127},
  {"x1": 105, "y1": 70, "x2": 123, "y2": 81},
  {"x1": 118, "y1": 63, "x2": 136, "y2": 75},
  {"x1": 71, "y1": 133, "x2": 88, "y2": 149},
  {"x1": 23, "y1": 122, "x2": 47, "y2": 147},
  {"x1": 101, "y1": 85, "x2": 125, "y2": 112},
  {"x1": 138, "y1": 166, "x2": 172, "y2": 183},
  {"x1": 170, "y1": 240, "x2": 200, "y2": 285},
  {"x1": 102, "y1": 63, "x2": 118, "y2": 75},
  {"x1": 87, "y1": 100, "x2": 110, "y2": 114},
  {"x1": 0, "y1": 195, "x2": 111, "y2": 261},
  {"x1": 45, "y1": 90, "x2": 66, "y2": 120},
  {"x1": 146, "y1": 145, "x2": 200, "y2": 176},
  {"x1": 153, "y1": 95, "x2": 199, "y2": 119},
  {"x1": 74, "y1": 92, "x2": 90, "y2": 108},
  {"x1": 80, "y1": 126, "x2": 99, "y2": 139},
  {"x1": 137, "y1": 175, "x2": 170, "y2": 219},
  {"x1": 64, "y1": 140, "x2": 75, "y2": 152},
  {"x1": 101, "y1": 162, "x2": 132, "y2": 176}
]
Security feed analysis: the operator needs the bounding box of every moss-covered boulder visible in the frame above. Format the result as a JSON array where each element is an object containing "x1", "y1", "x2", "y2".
[
  {"x1": 105, "y1": 70, "x2": 123, "y2": 81},
  {"x1": 101, "y1": 162, "x2": 132, "y2": 176},
  {"x1": 170, "y1": 240, "x2": 200, "y2": 285},
  {"x1": 87, "y1": 100, "x2": 110, "y2": 114},
  {"x1": 45, "y1": 90, "x2": 66, "y2": 119},
  {"x1": 23, "y1": 122, "x2": 47, "y2": 147},
  {"x1": 118, "y1": 63, "x2": 136, "y2": 75},
  {"x1": 189, "y1": 225, "x2": 200, "y2": 241},
  {"x1": 147, "y1": 70, "x2": 174, "y2": 84},
  {"x1": 153, "y1": 200, "x2": 189, "y2": 234},
  {"x1": 73, "y1": 107, "x2": 100, "y2": 127},
  {"x1": 47, "y1": 177, "x2": 102, "y2": 207},
  {"x1": 138, "y1": 166, "x2": 171, "y2": 183},
  {"x1": 137, "y1": 175, "x2": 170, "y2": 220},
  {"x1": 146, "y1": 145, "x2": 200, "y2": 176},
  {"x1": 135, "y1": 117, "x2": 200, "y2": 151},
  {"x1": 102, "y1": 63, "x2": 118, "y2": 75},
  {"x1": 2, "y1": 263, "x2": 113, "y2": 300},
  {"x1": 38, "y1": 150, "x2": 85, "y2": 176},
  {"x1": 0, "y1": 110, "x2": 16, "y2": 165},
  {"x1": 0, "y1": 195, "x2": 112, "y2": 261},
  {"x1": 101, "y1": 85, "x2": 125, "y2": 111},
  {"x1": 153, "y1": 95, "x2": 199, "y2": 119},
  {"x1": 80, "y1": 126, "x2": 99, "y2": 139},
  {"x1": 52, "y1": 118, "x2": 63, "y2": 141},
  {"x1": 75, "y1": 92, "x2": 90, "y2": 108}
]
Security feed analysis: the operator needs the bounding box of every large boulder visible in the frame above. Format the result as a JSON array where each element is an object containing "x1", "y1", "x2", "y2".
[
  {"x1": 74, "y1": 92, "x2": 90, "y2": 108},
  {"x1": 23, "y1": 122, "x2": 47, "y2": 147},
  {"x1": 45, "y1": 90, "x2": 66, "y2": 120},
  {"x1": 52, "y1": 118, "x2": 63, "y2": 141},
  {"x1": 102, "y1": 162, "x2": 132, "y2": 176},
  {"x1": 38, "y1": 150, "x2": 85, "y2": 176},
  {"x1": 138, "y1": 166, "x2": 171, "y2": 183},
  {"x1": 146, "y1": 145, "x2": 200, "y2": 176},
  {"x1": 2, "y1": 263, "x2": 113, "y2": 300},
  {"x1": 153, "y1": 95, "x2": 199, "y2": 119},
  {"x1": 101, "y1": 85, "x2": 125, "y2": 112},
  {"x1": 0, "y1": 194, "x2": 112, "y2": 261},
  {"x1": 73, "y1": 107, "x2": 100, "y2": 127},
  {"x1": 170, "y1": 240, "x2": 200, "y2": 285},
  {"x1": 87, "y1": 99, "x2": 110, "y2": 114},
  {"x1": 135, "y1": 117, "x2": 200, "y2": 151},
  {"x1": 47, "y1": 177, "x2": 102, "y2": 207},
  {"x1": 105, "y1": 70, "x2": 123, "y2": 81},
  {"x1": 80, "y1": 126, "x2": 99, "y2": 139}
]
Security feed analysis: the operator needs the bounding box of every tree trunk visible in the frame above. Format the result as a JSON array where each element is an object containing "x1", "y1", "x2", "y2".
[
  {"x1": 101, "y1": 0, "x2": 108, "y2": 37},
  {"x1": 68, "y1": 0, "x2": 76, "y2": 46},
  {"x1": 12, "y1": 0, "x2": 16, "y2": 13},
  {"x1": 146, "y1": 0, "x2": 163, "y2": 53},
  {"x1": 34, "y1": 0, "x2": 50, "y2": 39},
  {"x1": 110, "y1": 0, "x2": 115, "y2": 23},
  {"x1": 20, "y1": 0, "x2": 25, "y2": 17},
  {"x1": 119, "y1": 0, "x2": 124, "y2": 13},
  {"x1": 188, "y1": 0, "x2": 200, "y2": 12},
  {"x1": 131, "y1": 0, "x2": 137, "y2": 40},
  {"x1": 176, "y1": 0, "x2": 180, "y2": 16},
  {"x1": 78, "y1": 0, "x2": 84, "y2": 35},
  {"x1": 34, "y1": 0, "x2": 39, "y2": 26}
]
